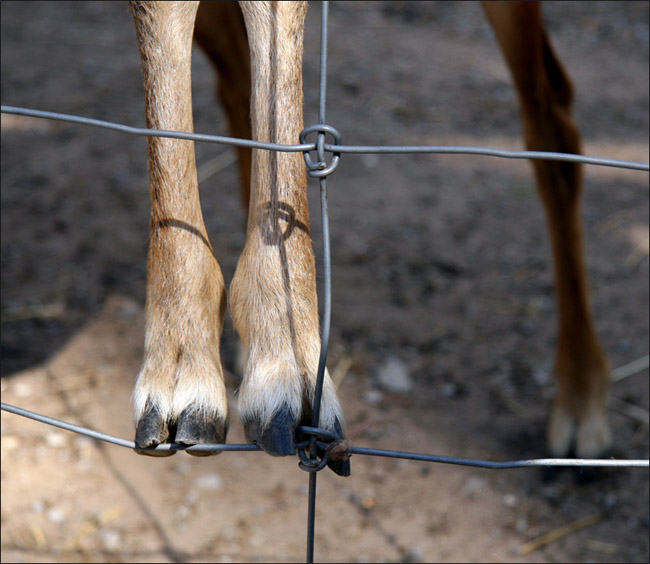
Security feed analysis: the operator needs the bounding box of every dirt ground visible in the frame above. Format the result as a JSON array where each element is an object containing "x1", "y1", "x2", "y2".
[{"x1": 1, "y1": 1, "x2": 648, "y2": 563}]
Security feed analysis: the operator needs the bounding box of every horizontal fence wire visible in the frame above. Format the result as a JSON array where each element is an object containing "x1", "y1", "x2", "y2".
[
  {"x1": 2, "y1": 402, "x2": 648, "y2": 469},
  {"x1": 2, "y1": 105, "x2": 649, "y2": 172}
]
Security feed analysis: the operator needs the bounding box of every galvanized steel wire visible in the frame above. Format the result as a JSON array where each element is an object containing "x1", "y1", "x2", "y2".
[
  {"x1": 2, "y1": 104, "x2": 648, "y2": 173},
  {"x1": 2, "y1": 402, "x2": 648, "y2": 469},
  {"x1": 1, "y1": 1, "x2": 649, "y2": 562}
]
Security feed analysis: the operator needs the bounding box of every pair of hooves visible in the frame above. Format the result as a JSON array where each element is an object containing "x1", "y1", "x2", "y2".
[
  {"x1": 134, "y1": 403, "x2": 351, "y2": 476},
  {"x1": 134, "y1": 403, "x2": 227, "y2": 458}
]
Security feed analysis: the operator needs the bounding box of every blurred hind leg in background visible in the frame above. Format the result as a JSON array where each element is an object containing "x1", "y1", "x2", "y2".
[{"x1": 484, "y1": 1, "x2": 611, "y2": 458}]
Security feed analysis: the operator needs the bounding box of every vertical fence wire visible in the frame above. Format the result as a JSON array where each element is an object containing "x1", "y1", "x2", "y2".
[{"x1": 307, "y1": 3, "x2": 331, "y2": 562}]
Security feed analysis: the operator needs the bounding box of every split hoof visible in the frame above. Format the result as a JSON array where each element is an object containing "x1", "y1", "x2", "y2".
[{"x1": 134, "y1": 403, "x2": 228, "y2": 457}]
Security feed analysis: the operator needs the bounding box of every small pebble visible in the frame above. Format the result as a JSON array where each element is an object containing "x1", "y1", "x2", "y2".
[
  {"x1": 13, "y1": 381, "x2": 33, "y2": 398},
  {"x1": 45, "y1": 431, "x2": 67, "y2": 448},
  {"x1": 462, "y1": 476, "x2": 487, "y2": 497},
  {"x1": 193, "y1": 473, "x2": 223, "y2": 491},
  {"x1": 47, "y1": 507, "x2": 66, "y2": 524},
  {"x1": 100, "y1": 529, "x2": 123, "y2": 551},
  {"x1": 376, "y1": 356, "x2": 413, "y2": 394},
  {"x1": 363, "y1": 389, "x2": 383, "y2": 404}
]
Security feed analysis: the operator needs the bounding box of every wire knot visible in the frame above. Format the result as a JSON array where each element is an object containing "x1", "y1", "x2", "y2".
[
  {"x1": 296, "y1": 426, "x2": 345, "y2": 472},
  {"x1": 300, "y1": 124, "x2": 341, "y2": 178}
]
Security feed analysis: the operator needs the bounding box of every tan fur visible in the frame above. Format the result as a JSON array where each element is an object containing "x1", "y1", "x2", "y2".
[
  {"x1": 231, "y1": 1, "x2": 343, "y2": 434},
  {"x1": 130, "y1": 1, "x2": 228, "y2": 432}
]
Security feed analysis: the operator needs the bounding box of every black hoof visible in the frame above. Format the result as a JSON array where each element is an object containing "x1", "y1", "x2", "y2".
[
  {"x1": 134, "y1": 404, "x2": 176, "y2": 457},
  {"x1": 542, "y1": 443, "x2": 614, "y2": 483},
  {"x1": 325, "y1": 419, "x2": 351, "y2": 477},
  {"x1": 573, "y1": 446, "x2": 615, "y2": 484},
  {"x1": 542, "y1": 465, "x2": 560, "y2": 482},
  {"x1": 176, "y1": 408, "x2": 228, "y2": 457},
  {"x1": 245, "y1": 408, "x2": 351, "y2": 477},
  {"x1": 244, "y1": 407, "x2": 297, "y2": 456}
]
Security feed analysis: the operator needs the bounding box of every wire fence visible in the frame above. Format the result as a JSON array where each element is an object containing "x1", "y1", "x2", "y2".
[
  {"x1": 2, "y1": 2, "x2": 649, "y2": 562},
  {"x1": 2, "y1": 104, "x2": 648, "y2": 173},
  {"x1": 2, "y1": 401, "x2": 648, "y2": 469}
]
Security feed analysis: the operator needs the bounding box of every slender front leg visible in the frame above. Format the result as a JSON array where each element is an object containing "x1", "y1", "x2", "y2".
[
  {"x1": 484, "y1": 2, "x2": 611, "y2": 458},
  {"x1": 130, "y1": 1, "x2": 228, "y2": 455},
  {"x1": 231, "y1": 1, "x2": 348, "y2": 474}
]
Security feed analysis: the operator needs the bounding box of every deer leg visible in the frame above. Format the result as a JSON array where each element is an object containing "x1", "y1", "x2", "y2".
[
  {"x1": 484, "y1": 1, "x2": 611, "y2": 458},
  {"x1": 130, "y1": 1, "x2": 228, "y2": 456},
  {"x1": 230, "y1": 1, "x2": 348, "y2": 475},
  {"x1": 194, "y1": 1, "x2": 252, "y2": 212}
]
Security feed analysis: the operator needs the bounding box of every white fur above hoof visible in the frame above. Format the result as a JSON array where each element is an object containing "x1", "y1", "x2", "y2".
[{"x1": 548, "y1": 405, "x2": 611, "y2": 459}]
